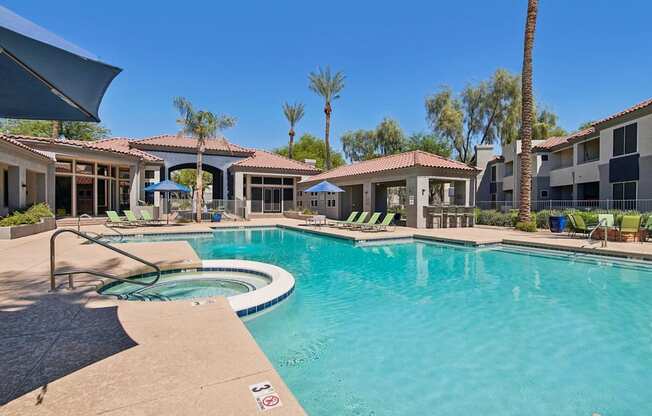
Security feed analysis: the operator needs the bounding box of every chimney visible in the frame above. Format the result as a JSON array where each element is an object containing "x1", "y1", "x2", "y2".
[{"x1": 304, "y1": 159, "x2": 316, "y2": 167}]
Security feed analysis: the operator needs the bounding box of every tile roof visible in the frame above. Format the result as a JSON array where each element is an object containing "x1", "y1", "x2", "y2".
[
  {"x1": 0, "y1": 134, "x2": 54, "y2": 161},
  {"x1": 132, "y1": 134, "x2": 252, "y2": 155},
  {"x1": 232, "y1": 149, "x2": 320, "y2": 174},
  {"x1": 592, "y1": 97, "x2": 652, "y2": 126},
  {"x1": 300, "y1": 150, "x2": 476, "y2": 184},
  {"x1": 532, "y1": 127, "x2": 596, "y2": 152},
  {"x1": 8, "y1": 134, "x2": 158, "y2": 161},
  {"x1": 94, "y1": 138, "x2": 163, "y2": 162}
]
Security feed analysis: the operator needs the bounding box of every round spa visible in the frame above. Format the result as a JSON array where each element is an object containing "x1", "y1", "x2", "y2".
[{"x1": 98, "y1": 260, "x2": 295, "y2": 318}]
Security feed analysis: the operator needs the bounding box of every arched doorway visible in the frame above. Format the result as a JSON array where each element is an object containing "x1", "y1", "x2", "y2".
[{"x1": 166, "y1": 163, "x2": 224, "y2": 200}]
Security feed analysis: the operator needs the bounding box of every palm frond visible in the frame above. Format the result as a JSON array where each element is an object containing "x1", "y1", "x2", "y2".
[
  {"x1": 308, "y1": 66, "x2": 345, "y2": 103},
  {"x1": 282, "y1": 101, "x2": 305, "y2": 127}
]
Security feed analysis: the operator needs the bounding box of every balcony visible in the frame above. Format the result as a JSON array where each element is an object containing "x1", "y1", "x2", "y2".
[{"x1": 549, "y1": 165, "x2": 574, "y2": 187}]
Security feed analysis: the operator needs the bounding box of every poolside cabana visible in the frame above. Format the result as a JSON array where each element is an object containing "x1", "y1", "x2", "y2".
[{"x1": 297, "y1": 150, "x2": 478, "y2": 228}]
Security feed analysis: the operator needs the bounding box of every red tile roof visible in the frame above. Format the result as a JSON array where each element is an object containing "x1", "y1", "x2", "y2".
[
  {"x1": 301, "y1": 150, "x2": 476, "y2": 184},
  {"x1": 532, "y1": 127, "x2": 596, "y2": 152},
  {"x1": 94, "y1": 138, "x2": 163, "y2": 162},
  {"x1": 0, "y1": 134, "x2": 54, "y2": 161},
  {"x1": 132, "y1": 134, "x2": 252, "y2": 155},
  {"x1": 232, "y1": 149, "x2": 320, "y2": 174},
  {"x1": 593, "y1": 97, "x2": 652, "y2": 126}
]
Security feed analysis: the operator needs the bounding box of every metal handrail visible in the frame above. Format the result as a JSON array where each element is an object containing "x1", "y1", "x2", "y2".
[
  {"x1": 77, "y1": 213, "x2": 93, "y2": 237},
  {"x1": 50, "y1": 228, "x2": 160, "y2": 291},
  {"x1": 588, "y1": 218, "x2": 608, "y2": 247}
]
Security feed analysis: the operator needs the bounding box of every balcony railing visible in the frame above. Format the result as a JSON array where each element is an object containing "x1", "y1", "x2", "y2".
[{"x1": 477, "y1": 199, "x2": 652, "y2": 212}]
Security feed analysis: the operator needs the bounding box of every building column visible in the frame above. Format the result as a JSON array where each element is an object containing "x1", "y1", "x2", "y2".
[
  {"x1": 406, "y1": 175, "x2": 428, "y2": 228},
  {"x1": 222, "y1": 168, "x2": 229, "y2": 201},
  {"x1": 7, "y1": 165, "x2": 25, "y2": 210},
  {"x1": 234, "y1": 172, "x2": 244, "y2": 200},
  {"x1": 129, "y1": 164, "x2": 140, "y2": 211},
  {"x1": 46, "y1": 163, "x2": 55, "y2": 210}
]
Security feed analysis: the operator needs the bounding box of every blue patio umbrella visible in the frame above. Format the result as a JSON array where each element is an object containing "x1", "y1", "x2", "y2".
[
  {"x1": 303, "y1": 181, "x2": 345, "y2": 215},
  {"x1": 0, "y1": 5, "x2": 121, "y2": 121},
  {"x1": 144, "y1": 180, "x2": 190, "y2": 224}
]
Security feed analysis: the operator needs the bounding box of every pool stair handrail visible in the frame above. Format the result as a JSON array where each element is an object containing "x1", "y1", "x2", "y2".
[{"x1": 49, "y1": 228, "x2": 161, "y2": 291}]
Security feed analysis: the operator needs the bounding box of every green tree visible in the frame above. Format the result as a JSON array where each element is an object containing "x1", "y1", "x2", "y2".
[
  {"x1": 308, "y1": 66, "x2": 345, "y2": 170},
  {"x1": 375, "y1": 117, "x2": 405, "y2": 156},
  {"x1": 282, "y1": 102, "x2": 305, "y2": 159},
  {"x1": 274, "y1": 133, "x2": 345, "y2": 170},
  {"x1": 404, "y1": 132, "x2": 452, "y2": 158},
  {"x1": 341, "y1": 128, "x2": 377, "y2": 162},
  {"x1": 171, "y1": 169, "x2": 212, "y2": 203},
  {"x1": 173, "y1": 97, "x2": 236, "y2": 222},
  {"x1": 518, "y1": 0, "x2": 539, "y2": 223},
  {"x1": 0, "y1": 119, "x2": 110, "y2": 140},
  {"x1": 578, "y1": 120, "x2": 594, "y2": 130},
  {"x1": 425, "y1": 68, "x2": 563, "y2": 163}
]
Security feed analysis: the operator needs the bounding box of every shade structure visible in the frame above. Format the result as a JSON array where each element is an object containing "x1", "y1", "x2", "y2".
[
  {"x1": 144, "y1": 180, "x2": 191, "y2": 193},
  {"x1": 303, "y1": 181, "x2": 345, "y2": 194},
  {"x1": 0, "y1": 5, "x2": 122, "y2": 121}
]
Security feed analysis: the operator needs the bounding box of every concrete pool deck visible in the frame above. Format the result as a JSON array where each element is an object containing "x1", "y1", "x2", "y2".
[{"x1": 3, "y1": 217, "x2": 652, "y2": 414}]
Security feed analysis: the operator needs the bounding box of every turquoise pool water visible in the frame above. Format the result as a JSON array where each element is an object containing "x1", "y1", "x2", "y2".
[{"x1": 119, "y1": 228, "x2": 652, "y2": 415}]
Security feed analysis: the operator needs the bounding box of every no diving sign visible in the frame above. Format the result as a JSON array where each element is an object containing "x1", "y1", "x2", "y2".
[{"x1": 249, "y1": 381, "x2": 283, "y2": 412}]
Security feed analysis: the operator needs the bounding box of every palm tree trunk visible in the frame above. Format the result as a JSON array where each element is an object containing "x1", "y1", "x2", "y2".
[
  {"x1": 288, "y1": 130, "x2": 295, "y2": 159},
  {"x1": 324, "y1": 103, "x2": 332, "y2": 170},
  {"x1": 52, "y1": 120, "x2": 61, "y2": 139},
  {"x1": 196, "y1": 142, "x2": 204, "y2": 223},
  {"x1": 518, "y1": 0, "x2": 538, "y2": 223}
]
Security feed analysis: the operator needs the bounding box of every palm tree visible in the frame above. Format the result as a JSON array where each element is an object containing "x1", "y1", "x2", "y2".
[
  {"x1": 308, "y1": 67, "x2": 345, "y2": 170},
  {"x1": 518, "y1": 0, "x2": 538, "y2": 223},
  {"x1": 282, "y1": 102, "x2": 305, "y2": 159},
  {"x1": 173, "y1": 97, "x2": 236, "y2": 222}
]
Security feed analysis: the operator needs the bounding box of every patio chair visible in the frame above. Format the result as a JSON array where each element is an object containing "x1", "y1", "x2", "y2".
[
  {"x1": 351, "y1": 212, "x2": 381, "y2": 230},
  {"x1": 597, "y1": 213, "x2": 614, "y2": 228},
  {"x1": 330, "y1": 211, "x2": 358, "y2": 228},
  {"x1": 106, "y1": 211, "x2": 135, "y2": 228},
  {"x1": 140, "y1": 210, "x2": 163, "y2": 225},
  {"x1": 124, "y1": 210, "x2": 145, "y2": 226},
  {"x1": 619, "y1": 215, "x2": 642, "y2": 242},
  {"x1": 567, "y1": 213, "x2": 596, "y2": 238},
  {"x1": 362, "y1": 212, "x2": 396, "y2": 232},
  {"x1": 343, "y1": 212, "x2": 368, "y2": 228},
  {"x1": 644, "y1": 218, "x2": 652, "y2": 242}
]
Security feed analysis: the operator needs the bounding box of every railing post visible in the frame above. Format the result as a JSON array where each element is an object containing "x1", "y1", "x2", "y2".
[{"x1": 49, "y1": 230, "x2": 57, "y2": 291}]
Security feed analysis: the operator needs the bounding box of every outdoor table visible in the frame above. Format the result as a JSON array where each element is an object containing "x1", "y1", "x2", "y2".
[{"x1": 305, "y1": 215, "x2": 327, "y2": 226}]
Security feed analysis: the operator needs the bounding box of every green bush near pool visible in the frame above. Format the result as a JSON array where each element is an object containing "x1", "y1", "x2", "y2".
[
  {"x1": 475, "y1": 208, "x2": 652, "y2": 230},
  {"x1": 0, "y1": 203, "x2": 54, "y2": 227}
]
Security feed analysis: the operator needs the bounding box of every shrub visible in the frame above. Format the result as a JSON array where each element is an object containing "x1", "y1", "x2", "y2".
[
  {"x1": 0, "y1": 203, "x2": 53, "y2": 227},
  {"x1": 474, "y1": 210, "x2": 518, "y2": 227},
  {"x1": 515, "y1": 220, "x2": 537, "y2": 232}
]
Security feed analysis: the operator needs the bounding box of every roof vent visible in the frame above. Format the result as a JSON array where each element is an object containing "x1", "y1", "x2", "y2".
[{"x1": 304, "y1": 159, "x2": 316, "y2": 167}]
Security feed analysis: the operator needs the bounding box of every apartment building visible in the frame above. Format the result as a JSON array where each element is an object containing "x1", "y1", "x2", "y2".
[{"x1": 476, "y1": 97, "x2": 652, "y2": 210}]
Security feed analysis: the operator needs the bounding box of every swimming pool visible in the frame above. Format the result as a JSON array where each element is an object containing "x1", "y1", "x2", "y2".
[{"x1": 116, "y1": 228, "x2": 652, "y2": 415}]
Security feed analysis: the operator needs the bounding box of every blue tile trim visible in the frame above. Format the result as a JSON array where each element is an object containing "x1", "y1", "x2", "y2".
[{"x1": 233, "y1": 283, "x2": 295, "y2": 318}]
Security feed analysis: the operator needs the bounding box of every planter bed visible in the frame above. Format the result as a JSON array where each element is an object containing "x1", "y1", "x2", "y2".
[{"x1": 0, "y1": 217, "x2": 56, "y2": 240}]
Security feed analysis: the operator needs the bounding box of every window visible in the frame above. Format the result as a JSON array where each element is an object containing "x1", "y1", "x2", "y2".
[
  {"x1": 504, "y1": 161, "x2": 513, "y2": 177},
  {"x1": 310, "y1": 199, "x2": 318, "y2": 207},
  {"x1": 283, "y1": 177, "x2": 294, "y2": 185},
  {"x1": 613, "y1": 123, "x2": 637, "y2": 157},
  {"x1": 145, "y1": 170, "x2": 155, "y2": 179},
  {"x1": 75, "y1": 161, "x2": 94, "y2": 175},
  {"x1": 55, "y1": 160, "x2": 72, "y2": 173},
  {"x1": 577, "y1": 138, "x2": 600, "y2": 163},
  {"x1": 298, "y1": 191, "x2": 303, "y2": 196},
  {"x1": 613, "y1": 181, "x2": 637, "y2": 201},
  {"x1": 327, "y1": 199, "x2": 336, "y2": 207},
  {"x1": 540, "y1": 190, "x2": 549, "y2": 198},
  {"x1": 490, "y1": 165, "x2": 496, "y2": 182},
  {"x1": 264, "y1": 177, "x2": 282, "y2": 185},
  {"x1": 97, "y1": 164, "x2": 109, "y2": 176},
  {"x1": 118, "y1": 168, "x2": 130, "y2": 180},
  {"x1": 541, "y1": 154, "x2": 548, "y2": 161},
  {"x1": 2, "y1": 169, "x2": 8, "y2": 208},
  {"x1": 251, "y1": 176, "x2": 263, "y2": 184},
  {"x1": 297, "y1": 200, "x2": 303, "y2": 207}
]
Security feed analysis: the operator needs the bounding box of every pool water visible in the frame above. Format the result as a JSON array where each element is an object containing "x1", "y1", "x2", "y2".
[
  {"x1": 99, "y1": 271, "x2": 256, "y2": 300},
  {"x1": 123, "y1": 228, "x2": 652, "y2": 415}
]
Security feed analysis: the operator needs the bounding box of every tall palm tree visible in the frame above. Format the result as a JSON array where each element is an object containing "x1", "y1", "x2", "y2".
[
  {"x1": 518, "y1": 0, "x2": 538, "y2": 223},
  {"x1": 282, "y1": 102, "x2": 305, "y2": 159},
  {"x1": 308, "y1": 67, "x2": 345, "y2": 170},
  {"x1": 173, "y1": 97, "x2": 236, "y2": 222}
]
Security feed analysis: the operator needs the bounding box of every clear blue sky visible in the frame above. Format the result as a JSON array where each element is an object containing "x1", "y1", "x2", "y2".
[{"x1": 5, "y1": 0, "x2": 652, "y2": 153}]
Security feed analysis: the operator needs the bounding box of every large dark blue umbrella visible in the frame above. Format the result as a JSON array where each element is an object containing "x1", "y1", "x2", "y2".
[
  {"x1": 0, "y1": 5, "x2": 121, "y2": 121},
  {"x1": 144, "y1": 180, "x2": 190, "y2": 224}
]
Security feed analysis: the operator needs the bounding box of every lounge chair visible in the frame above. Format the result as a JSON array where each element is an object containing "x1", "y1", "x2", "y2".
[
  {"x1": 351, "y1": 212, "x2": 381, "y2": 230},
  {"x1": 567, "y1": 213, "x2": 596, "y2": 238},
  {"x1": 643, "y1": 218, "x2": 652, "y2": 242},
  {"x1": 140, "y1": 210, "x2": 163, "y2": 225},
  {"x1": 362, "y1": 212, "x2": 396, "y2": 232},
  {"x1": 344, "y1": 212, "x2": 368, "y2": 228},
  {"x1": 330, "y1": 211, "x2": 358, "y2": 228},
  {"x1": 619, "y1": 215, "x2": 642, "y2": 242},
  {"x1": 106, "y1": 210, "x2": 135, "y2": 228},
  {"x1": 597, "y1": 213, "x2": 614, "y2": 228},
  {"x1": 124, "y1": 210, "x2": 145, "y2": 226}
]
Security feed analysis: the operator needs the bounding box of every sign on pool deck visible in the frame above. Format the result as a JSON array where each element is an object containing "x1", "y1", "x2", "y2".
[{"x1": 249, "y1": 381, "x2": 283, "y2": 412}]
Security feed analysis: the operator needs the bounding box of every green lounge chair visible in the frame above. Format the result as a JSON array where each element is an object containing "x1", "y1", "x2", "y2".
[
  {"x1": 140, "y1": 210, "x2": 163, "y2": 225},
  {"x1": 330, "y1": 211, "x2": 358, "y2": 228},
  {"x1": 567, "y1": 213, "x2": 596, "y2": 238},
  {"x1": 344, "y1": 212, "x2": 368, "y2": 228},
  {"x1": 124, "y1": 210, "x2": 145, "y2": 225},
  {"x1": 106, "y1": 210, "x2": 134, "y2": 227},
  {"x1": 362, "y1": 212, "x2": 396, "y2": 232},
  {"x1": 644, "y1": 218, "x2": 652, "y2": 242},
  {"x1": 597, "y1": 213, "x2": 614, "y2": 228},
  {"x1": 619, "y1": 215, "x2": 642, "y2": 242},
  {"x1": 351, "y1": 212, "x2": 381, "y2": 230}
]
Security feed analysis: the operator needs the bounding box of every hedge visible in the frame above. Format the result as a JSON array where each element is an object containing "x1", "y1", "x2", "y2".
[
  {"x1": 0, "y1": 203, "x2": 54, "y2": 227},
  {"x1": 475, "y1": 208, "x2": 652, "y2": 230}
]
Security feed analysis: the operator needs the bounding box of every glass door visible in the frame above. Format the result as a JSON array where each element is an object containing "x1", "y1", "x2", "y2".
[{"x1": 263, "y1": 188, "x2": 281, "y2": 212}]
